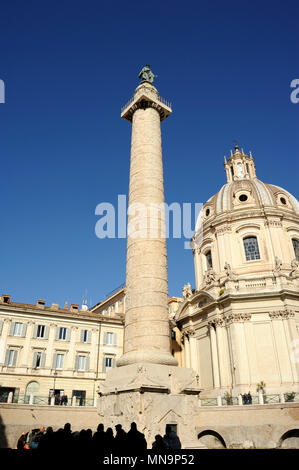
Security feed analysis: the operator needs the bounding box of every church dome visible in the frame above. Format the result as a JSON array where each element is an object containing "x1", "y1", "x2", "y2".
[
  {"x1": 192, "y1": 145, "x2": 299, "y2": 292},
  {"x1": 206, "y1": 179, "x2": 299, "y2": 216},
  {"x1": 197, "y1": 145, "x2": 299, "y2": 226}
]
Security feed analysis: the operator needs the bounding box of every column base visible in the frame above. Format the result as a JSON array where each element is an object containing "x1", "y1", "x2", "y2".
[
  {"x1": 97, "y1": 363, "x2": 202, "y2": 448},
  {"x1": 117, "y1": 350, "x2": 178, "y2": 367}
]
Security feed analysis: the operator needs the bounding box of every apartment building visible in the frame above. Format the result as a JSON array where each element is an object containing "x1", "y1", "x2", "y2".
[{"x1": 0, "y1": 293, "x2": 124, "y2": 405}]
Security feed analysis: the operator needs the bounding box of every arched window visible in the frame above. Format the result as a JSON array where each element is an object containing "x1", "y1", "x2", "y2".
[
  {"x1": 243, "y1": 236, "x2": 260, "y2": 261},
  {"x1": 206, "y1": 250, "x2": 213, "y2": 269},
  {"x1": 25, "y1": 381, "x2": 40, "y2": 397},
  {"x1": 292, "y1": 239, "x2": 299, "y2": 261}
]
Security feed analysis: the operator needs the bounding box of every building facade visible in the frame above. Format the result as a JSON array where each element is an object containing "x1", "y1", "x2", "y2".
[
  {"x1": 0, "y1": 288, "x2": 181, "y2": 405},
  {"x1": 0, "y1": 294, "x2": 124, "y2": 405},
  {"x1": 176, "y1": 145, "x2": 299, "y2": 398}
]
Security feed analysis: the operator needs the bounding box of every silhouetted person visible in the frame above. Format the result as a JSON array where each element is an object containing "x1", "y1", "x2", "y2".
[
  {"x1": 163, "y1": 425, "x2": 181, "y2": 450},
  {"x1": 38, "y1": 426, "x2": 54, "y2": 453},
  {"x1": 127, "y1": 422, "x2": 147, "y2": 453},
  {"x1": 242, "y1": 393, "x2": 248, "y2": 405},
  {"x1": 30, "y1": 426, "x2": 45, "y2": 449},
  {"x1": 92, "y1": 423, "x2": 106, "y2": 455},
  {"x1": 152, "y1": 434, "x2": 168, "y2": 452},
  {"x1": 104, "y1": 427, "x2": 115, "y2": 453},
  {"x1": 247, "y1": 391, "x2": 252, "y2": 404},
  {"x1": 115, "y1": 424, "x2": 127, "y2": 453},
  {"x1": 61, "y1": 394, "x2": 68, "y2": 406},
  {"x1": 17, "y1": 432, "x2": 28, "y2": 450}
]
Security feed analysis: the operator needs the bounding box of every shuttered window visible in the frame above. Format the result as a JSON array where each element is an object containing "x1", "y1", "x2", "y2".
[
  {"x1": 75, "y1": 355, "x2": 89, "y2": 371},
  {"x1": 103, "y1": 356, "x2": 115, "y2": 371},
  {"x1": 5, "y1": 349, "x2": 18, "y2": 367},
  {"x1": 54, "y1": 353, "x2": 64, "y2": 369},
  {"x1": 80, "y1": 329, "x2": 91, "y2": 343},
  {"x1": 10, "y1": 322, "x2": 26, "y2": 337},
  {"x1": 32, "y1": 351, "x2": 46, "y2": 368},
  {"x1": 33, "y1": 325, "x2": 49, "y2": 339},
  {"x1": 13, "y1": 322, "x2": 26, "y2": 336},
  {"x1": 56, "y1": 327, "x2": 70, "y2": 341},
  {"x1": 104, "y1": 332, "x2": 117, "y2": 345}
]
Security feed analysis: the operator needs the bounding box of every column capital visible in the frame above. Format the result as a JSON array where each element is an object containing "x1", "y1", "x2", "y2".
[
  {"x1": 225, "y1": 313, "x2": 251, "y2": 324},
  {"x1": 269, "y1": 309, "x2": 295, "y2": 320},
  {"x1": 121, "y1": 81, "x2": 171, "y2": 122}
]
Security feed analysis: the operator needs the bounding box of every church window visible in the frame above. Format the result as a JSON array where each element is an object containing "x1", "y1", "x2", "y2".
[
  {"x1": 292, "y1": 239, "x2": 299, "y2": 261},
  {"x1": 243, "y1": 236, "x2": 260, "y2": 261},
  {"x1": 280, "y1": 197, "x2": 287, "y2": 205},
  {"x1": 230, "y1": 166, "x2": 234, "y2": 178},
  {"x1": 205, "y1": 208, "x2": 210, "y2": 217},
  {"x1": 246, "y1": 163, "x2": 250, "y2": 174},
  {"x1": 239, "y1": 194, "x2": 248, "y2": 202},
  {"x1": 206, "y1": 250, "x2": 213, "y2": 269}
]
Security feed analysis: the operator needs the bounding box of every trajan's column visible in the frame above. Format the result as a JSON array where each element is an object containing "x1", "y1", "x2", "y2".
[{"x1": 98, "y1": 66, "x2": 201, "y2": 447}]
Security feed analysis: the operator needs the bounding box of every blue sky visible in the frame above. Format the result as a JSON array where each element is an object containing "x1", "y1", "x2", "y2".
[{"x1": 0, "y1": 0, "x2": 298, "y2": 308}]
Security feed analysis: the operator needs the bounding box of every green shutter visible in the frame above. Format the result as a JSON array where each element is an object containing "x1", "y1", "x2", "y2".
[
  {"x1": 0, "y1": 320, "x2": 3, "y2": 336},
  {"x1": 32, "y1": 352, "x2": 37, "y2": 368},
  {"x1": 87, "y1": 331, "x2": 92, "y2": 344},
  {"x1": 12, "y1": 350, "x2": 17, "y2": 367},
  {"x1": 9, "y1": 322, "x2": 15, "y2": 336},
  {"x1": 4, "y1": 350, "x2": 10, "y2": 365},
  {"x1": 44, "y1": 326, "x2": 49, "y2": 339},
  {"x1": 41, "y1": 352, "x2": 46, "y2": 368},
  {"x1": 86, "y1": 356, "x2": 90, "y2": 371},
  {"x1": 66, "y1": 328, "x2": 71, "y2": 342},
  {"x1": 21, "y1": 323, "x2": 27, "y2": 337},
  {"x1": 33, "y1": 325, "x2": 38, "y2": 338}
]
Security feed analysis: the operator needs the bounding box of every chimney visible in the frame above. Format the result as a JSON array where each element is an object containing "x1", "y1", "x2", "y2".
[
  {"x1": 1, "y1": 294, "x2": 11, "y2": 304},
  {"x1": 36, "y1": 299, "x2": 46, "y2": 308},
  {"x1": 70, "y1": 304, "x2": 79, "y2": 313}
]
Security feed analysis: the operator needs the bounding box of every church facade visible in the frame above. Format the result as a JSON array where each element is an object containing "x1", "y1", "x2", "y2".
[{"x1": 176, "y1": 145, "x2": 299, "y2": 398}]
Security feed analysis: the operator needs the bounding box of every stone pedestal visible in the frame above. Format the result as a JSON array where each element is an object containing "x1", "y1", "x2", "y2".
[{"x1": 98, "y1": 362, "x2": 201, "y2": 448}]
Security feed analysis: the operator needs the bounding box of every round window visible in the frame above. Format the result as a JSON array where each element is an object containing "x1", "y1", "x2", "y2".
[
  {"x1": 280, "y1": 197, "x2": 287, "y2": 205},
  {"x1": 205, "y1": 208, "x2": 210, "y2": 216},
  {"x1": 239, "y1": 194, "x2": 248, "y2": 202}
]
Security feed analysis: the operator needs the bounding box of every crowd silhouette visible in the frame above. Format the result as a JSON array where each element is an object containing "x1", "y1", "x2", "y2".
[{"x1": 17, "y1": 422, "x2": 181, "y2": 456}]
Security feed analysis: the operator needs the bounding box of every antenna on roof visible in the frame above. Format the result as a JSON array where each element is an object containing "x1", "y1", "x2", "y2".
[{"x1": 81, "y1": 289, "x2": 88, "y2": 311}]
